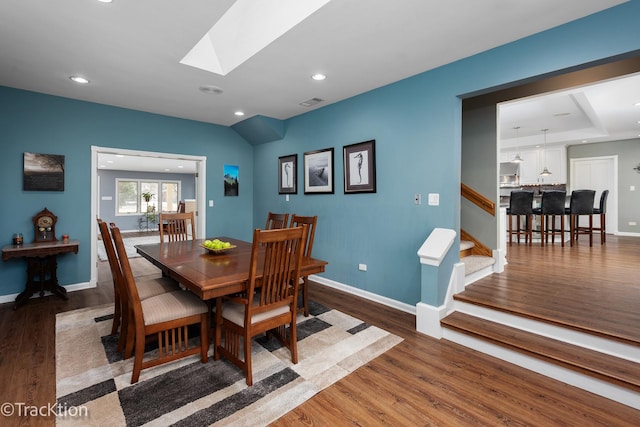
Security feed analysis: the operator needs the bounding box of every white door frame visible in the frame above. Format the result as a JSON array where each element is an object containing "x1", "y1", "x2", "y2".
[
  {"x1": 90, "y1": 146, "x2": 206, "y2": 287},
  {"x1": 569, "y1": 155, "x2": 618, "y2": 235}
]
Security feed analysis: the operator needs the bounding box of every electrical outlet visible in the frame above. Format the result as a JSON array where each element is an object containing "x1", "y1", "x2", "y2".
[
  {"x1": 629, "y1": 221, "x2": 637, "y2": 226},
  {"x1": 285, "y1": 195, "x2": 289, "y2": 202},
  {"x1": 208, "y1": 200, "x2": 214, "y2": 207},
  {"x1": 358, "y1": 263, "x2": 367, "y2": 271}
]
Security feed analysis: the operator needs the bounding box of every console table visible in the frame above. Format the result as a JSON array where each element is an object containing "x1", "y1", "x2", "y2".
[{"x1": 2, "y1": 240, "x2": 79, "y2": 310}]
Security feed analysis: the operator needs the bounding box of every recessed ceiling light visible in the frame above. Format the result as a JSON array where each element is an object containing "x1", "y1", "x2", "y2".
[
  {"x1": 635, "y1": 102, "x2": 640, "y2": 107},
  {"x1": 97, "y1": 0, "x2": 113, "y2": 3},
  {"x1": 178, "y1": 165, "x2": 184, "y2": 169},
  {"x1": 311, "y1": 73, "x2": 326, "y2": 81},
  {"x1": 164, "y1": 168, "x2": 171, "y2": 172},
  {"x1": 69, "y1": 76, "x2": 89, "y2": 84},
  {"x1": 234, "y1": 111, "x2": 245, "y2": 116}
]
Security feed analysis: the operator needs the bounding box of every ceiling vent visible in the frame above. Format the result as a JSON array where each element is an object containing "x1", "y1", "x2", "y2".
[{"x1": 299, "y1": 97, "x2": 324, "y2": 107}]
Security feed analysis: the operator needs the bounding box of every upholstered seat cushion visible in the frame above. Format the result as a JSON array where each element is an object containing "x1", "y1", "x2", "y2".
[
  {"x1": 142, "y1": 290, "x2": 208, "y2": 326},
  {"x1": 221, "y1": 294, "x2": 290, "y2": 326},
  {"x1": 137, "y1": 277, "x2": 179, "y2": 300}
]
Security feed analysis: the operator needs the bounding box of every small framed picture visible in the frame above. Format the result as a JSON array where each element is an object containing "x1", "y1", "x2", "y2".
[
  {"x1": 343, "y1": 140, "x2": 376, "y2": 193},
  {"x1": 23, "y1": 152, "x2": 65, "y2": 191},
  {"x1": 304, "y1": 148, "x2": 334, "y2": 194},
  {"x1": 278, "y1": 154, "x2": 297, "y2": 194}
]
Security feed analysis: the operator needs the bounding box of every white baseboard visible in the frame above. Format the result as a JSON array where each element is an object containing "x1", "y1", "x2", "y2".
[
  {"x1": 310, "y1": 275, "x2": 416, "y2": 315},
  {"x1": 0, "y1": 281, "x2": 96, "y2": 305}
]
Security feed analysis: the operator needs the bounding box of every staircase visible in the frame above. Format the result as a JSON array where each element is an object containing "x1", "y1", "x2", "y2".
[
  {"x1": 460, "y1": 239, "x2": 495, "y2": 285},
  {"x1": 441, "y1": 294, "x2": 640, "y2": 409}
]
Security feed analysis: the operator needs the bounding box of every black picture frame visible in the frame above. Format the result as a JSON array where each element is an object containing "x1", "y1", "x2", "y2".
[
  {"x1": 304, "y1": 148, "x2": 334, "y2": 194},
  {"x1": 278, "y1": 154, "x2": 297, "y2": 194},
  {"x1": 343, "y1": 140, "x2": 376, "y2": 193},
  {"x1": 23, "y1": 152, "x2": 65, "y2": 191}
]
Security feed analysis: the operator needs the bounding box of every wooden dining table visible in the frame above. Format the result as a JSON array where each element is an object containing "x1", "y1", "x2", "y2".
[{"x1": 135, "y1": 237, "x2": 328, "y2": 301}]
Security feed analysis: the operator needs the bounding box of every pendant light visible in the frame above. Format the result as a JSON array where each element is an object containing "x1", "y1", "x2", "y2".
[
  {"x1": 539, "y1": 128, "x2": 552, "y2": 176},
  {"x1": 512, "y1": 126, "x2": 523, "y2": 163}
]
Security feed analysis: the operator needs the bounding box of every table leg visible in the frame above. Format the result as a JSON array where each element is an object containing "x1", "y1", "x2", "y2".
[{"x1": 13, "y1": 255, "x2": 68, "y2": 310}]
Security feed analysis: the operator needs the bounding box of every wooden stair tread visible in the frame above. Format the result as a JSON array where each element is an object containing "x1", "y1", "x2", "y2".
[
  {"x1": 453, "y1": 291, "x2": 639, "y2": 345},
  {"x1": 442, "y1": 311, "x2": 640, "y2": 392}
]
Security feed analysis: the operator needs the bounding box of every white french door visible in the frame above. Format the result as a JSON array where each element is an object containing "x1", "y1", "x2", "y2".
[{"x1": 570, "y1": 156, "x2": 617, "y2": 234}]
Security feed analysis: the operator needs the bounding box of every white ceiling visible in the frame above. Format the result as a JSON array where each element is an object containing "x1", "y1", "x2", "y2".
[
  {"x1": 500, "y1": 72, "x2": 640, "y2": 151},
  {"x1": 1, "y1": 0, "x2": 635, "y2": 172}
]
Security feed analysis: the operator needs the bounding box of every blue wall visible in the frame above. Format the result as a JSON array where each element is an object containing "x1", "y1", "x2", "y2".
[
  {"x1": 0, "y1": 89, "x2": 253, "y2": 296},
  {"x1": 252, "y1": 1, "x2": 640, "y2": 306},
  {"x1": 1, "y1": 1, "x2": 639, "y2": 302}
]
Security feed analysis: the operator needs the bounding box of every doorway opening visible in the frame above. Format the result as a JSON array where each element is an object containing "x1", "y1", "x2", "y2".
[{"x1": 90, "y1": 146, "x2": 207, "y2": 286}]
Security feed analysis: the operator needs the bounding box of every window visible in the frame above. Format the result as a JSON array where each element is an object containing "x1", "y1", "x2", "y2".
[{"x1": 116, "y1": 179, "x2": 181, "y2": 215}]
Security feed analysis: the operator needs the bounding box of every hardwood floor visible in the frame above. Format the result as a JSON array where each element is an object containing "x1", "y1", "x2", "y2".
[{"x1": 0, "y1": 235, "x2": 639, "y2": 426}]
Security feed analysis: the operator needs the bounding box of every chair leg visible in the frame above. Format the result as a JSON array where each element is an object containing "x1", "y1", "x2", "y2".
[
  {"x1": 111, "y1": 290, "x2": 121, "y2": 336},
  {"x1": 569, "y1": 215, "x2": 575, "y2": 246},
  {"x1": 560, "y1": 215, "x2": 565, "y2": 247},
  {"x1": 589, "y1": 214, "x2": 593, "y2": 247},
  {"x1": 540, "y1": 215, "x2": 545, "y2": 247},
  {"x1": 244, "y1": 330, "x2": 253, "y2": 386},
  {"x1": 601, "y1": 213, "x2": 606, "y2": 244},
  {"x1": 302, "y1": 277, "x2": 309, "y2": 317},
  {"x1": 509, "y1": 215, "x2": 513, "y2": 246}
]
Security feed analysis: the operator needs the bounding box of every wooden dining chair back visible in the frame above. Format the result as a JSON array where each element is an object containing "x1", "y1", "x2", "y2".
[
  {"x1": 97, "y1": 218, "x2": 127, "y2": 344},
  {"x1": 566, "y1": 189, "x2": 596, "y2": 247},
  {"x1": 592, "y1": 189, "x2": 609, "y2": 244},
  {"x1": 214, "y1": 225, "x2": 306, "y2": 386},
  {"x1": 177, "y1": 200, "x2": 186, "y2": 213},
  {"x1": 507, "y1": 190, "x2": 534, "y2": 246},
  {"x1": 159, "y1": 211, "x2": 196, "y2": 242},
  {"x1": 98, "y1": 219, "x2": 178, "y2": 356},
  {"x1": 289, "y1": 214, "x2": 317, "y2": 316},
  {"x1": 110, "y1": 223, "x2": 209, "y2": 384},
  {"x1": 265, "y1": 211, "x2": 289, "y2": 230}
]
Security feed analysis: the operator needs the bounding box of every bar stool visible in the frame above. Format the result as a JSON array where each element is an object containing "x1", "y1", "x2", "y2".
[
  {"x1": 532, "y1": 190, "x2": 566, "y2": 247},
  {"x1": 507, "y1": 190, "x2": 534, "y2": 246},
  {"x1": 565, "y1": 190, "x2": 596, "y2": 247},
  {"x1": 592, "y1": 190, "x2": 609, "y2": 244}
]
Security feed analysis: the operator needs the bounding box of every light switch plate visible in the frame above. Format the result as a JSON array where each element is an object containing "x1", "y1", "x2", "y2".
[{"x1": 428, "y1": 193, "x2": 439, "y2": 206}]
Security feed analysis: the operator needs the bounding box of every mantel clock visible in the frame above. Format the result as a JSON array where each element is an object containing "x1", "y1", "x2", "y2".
[{"x1": 33, "y1": 208, "x2": 58, "y2": 243}]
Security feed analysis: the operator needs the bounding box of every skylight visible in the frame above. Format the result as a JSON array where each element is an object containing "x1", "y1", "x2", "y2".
[{"x1": 180, "y1": 0, "x2": 331, "y2": 76}]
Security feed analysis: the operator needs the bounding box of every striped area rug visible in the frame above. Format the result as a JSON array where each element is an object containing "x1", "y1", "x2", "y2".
[{"x1": 55, "y1": 301, "x2": 402, "y2": 426}]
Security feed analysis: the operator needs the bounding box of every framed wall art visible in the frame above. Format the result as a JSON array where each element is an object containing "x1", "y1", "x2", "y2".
[
  {"x1": 343, "y1": 140, "x2": 376, "y2": 193},
  {"x1": 23, "y1": 152, "x2": 65, "y2": 191},
  {"x1": 223, "y1": 164, "x2": 239, "y2": 196},
  {"x1": 278, "y1": 154, "x2": 297, "y2": 194},
  {"x1": 304, "y1": 148, "x2": 334, "y2": 194}
]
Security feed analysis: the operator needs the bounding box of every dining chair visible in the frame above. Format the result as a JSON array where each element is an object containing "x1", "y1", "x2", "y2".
[
  {"x1": 177, "y1": 200, "x2": 186, "y2": 213},
  {"x1": 159, "y1": 211, "x2": 196, "y2": 242},
  {"x1": 97, "y1": 219, "x2": 178, "y2": 353},
  {"x1": 289, "y1": 214, "x2": 317, "y2": 316},
  {"x1": 507, "y1": 190, "x2": 534, "y2": 246},
  {"x1": 565, "y1": 189, "x2": 596, "y2": 247},
  {"x1": 532, "y1": 190, "x2": 566, "y2": 247},
  {"x1": 592, "y1": 190, "x2": 609, "y2": 244},
  {"x1": 214, "y1": 225, "x2": 306, "y2": 386},
  {"x1": 110, "y1": 223, "x2": 209, "y2": 384},
  {"x1": 265, "y1": 211, "x2": 289, "y2": 230}
]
